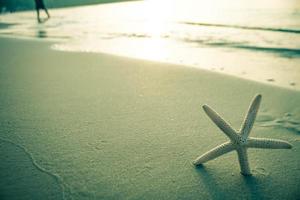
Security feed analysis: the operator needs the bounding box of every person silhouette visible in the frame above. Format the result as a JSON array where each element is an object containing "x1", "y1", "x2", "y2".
[{"x1": 34, "y1": 0, "x2": 50, "y2": 23}]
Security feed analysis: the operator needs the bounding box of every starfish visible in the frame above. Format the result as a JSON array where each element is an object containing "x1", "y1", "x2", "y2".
[{"x1": 193, "y1": 94, "x2": 292, "y2": 176}]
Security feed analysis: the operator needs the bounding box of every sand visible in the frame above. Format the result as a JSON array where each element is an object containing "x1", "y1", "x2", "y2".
[{"x1": 0, "y1": 37, "x2": 299, "y2": 199}]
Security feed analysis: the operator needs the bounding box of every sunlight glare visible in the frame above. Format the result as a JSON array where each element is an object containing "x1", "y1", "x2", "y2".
[
  {"x1": 137, "y1": 0, "x2": 174, "y2": 61},
  {"x1": 142, "y1": 0, "x2": 174, "y2": 36}
]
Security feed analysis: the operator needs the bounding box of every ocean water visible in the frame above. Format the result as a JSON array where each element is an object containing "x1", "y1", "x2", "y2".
[{"x1": 0, "y1": 0, "x2": 300, "y2": 90}]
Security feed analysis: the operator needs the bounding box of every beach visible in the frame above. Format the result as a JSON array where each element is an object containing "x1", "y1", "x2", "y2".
[
  {"x1": 1, "y1": 0, "x2": 300, "y2": 90},
  {"x1": 0, "y1": 36, "x2": 299, "y2": 199}
]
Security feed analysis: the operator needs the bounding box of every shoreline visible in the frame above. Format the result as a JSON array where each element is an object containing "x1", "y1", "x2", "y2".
[
  {"x1": 52, "y1": 43, "x2": 300, "y2": 92},
  {"x1": 1, "y1": 34, "x2": 299, "y2": 92}
]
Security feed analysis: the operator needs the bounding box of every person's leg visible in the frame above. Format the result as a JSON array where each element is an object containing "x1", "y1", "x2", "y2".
[
  {"x1": 44, "y1": 8, "x2": 50, "y2": 19},
  {"x1": 36, "y1": 9, "x2": 41, "y2": 22}
]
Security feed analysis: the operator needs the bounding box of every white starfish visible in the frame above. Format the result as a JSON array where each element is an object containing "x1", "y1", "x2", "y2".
[{"x1": 193, "y1": 94, "x2": 292, "y2": 176}]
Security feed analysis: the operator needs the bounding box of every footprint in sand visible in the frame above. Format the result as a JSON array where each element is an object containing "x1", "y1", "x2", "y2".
[
  {"x1": 257, "y1": 112, "x2": 300, "y2": 134},
  {"x1": 256, "y1": 113, "x2": 275, "y2": 122},
  {"x1": 253, "y1": 167, "x2": 269, "y2": 176},
  {"x1": 289, "y1": 82, "x2": 296, "y2": 86},
  {"x1": 266, "y1": 78, "x2": 275, "y2": 82}
]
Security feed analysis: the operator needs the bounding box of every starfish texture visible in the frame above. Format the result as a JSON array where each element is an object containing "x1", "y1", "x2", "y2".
[{"x1": 193, "y1": 94, "x2": 292, "y2": 176}]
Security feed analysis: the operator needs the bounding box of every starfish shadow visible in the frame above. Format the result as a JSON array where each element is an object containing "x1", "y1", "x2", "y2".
[
  {"x1": 194, "y1": 165, "x2": 228, "y2": 199},
  {"x1": 194, "y1": 164, "x2": 265, "y2": 200},
  {"x1": 241, "y1": 175, "x2": 264, "y2": 200}
]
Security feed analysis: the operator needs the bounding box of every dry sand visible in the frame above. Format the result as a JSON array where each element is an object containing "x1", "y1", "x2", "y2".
[{"x1": 0, "y1": 37, "x2": 299, "y2": 199}]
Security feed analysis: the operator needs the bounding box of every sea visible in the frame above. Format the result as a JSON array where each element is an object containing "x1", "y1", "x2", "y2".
[{"x1": 0, "y1": 0, "x2": 300, "y2": 90}]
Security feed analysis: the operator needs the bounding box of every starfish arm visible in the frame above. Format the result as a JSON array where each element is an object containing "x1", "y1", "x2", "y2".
[
  {"x1": 240, "y1": 94, "x2": 262, "y2": 139},
  {"x1": 203, "y1": 105, "x2": 239, "y2": 142},
  {"x1": 246, "y1": 138, "x2": 292, "y2": 149},
  {"x1": 193, "y1": 142, "x2": 234, "y2": 165},
  {"x1": 236, "y1": 148, "x2": 251, "y2": 176}
]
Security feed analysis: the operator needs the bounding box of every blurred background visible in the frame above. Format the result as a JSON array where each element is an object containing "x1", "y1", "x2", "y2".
[{"x1": 0, "y1": 0, "x2": 299, "y2": 89}]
